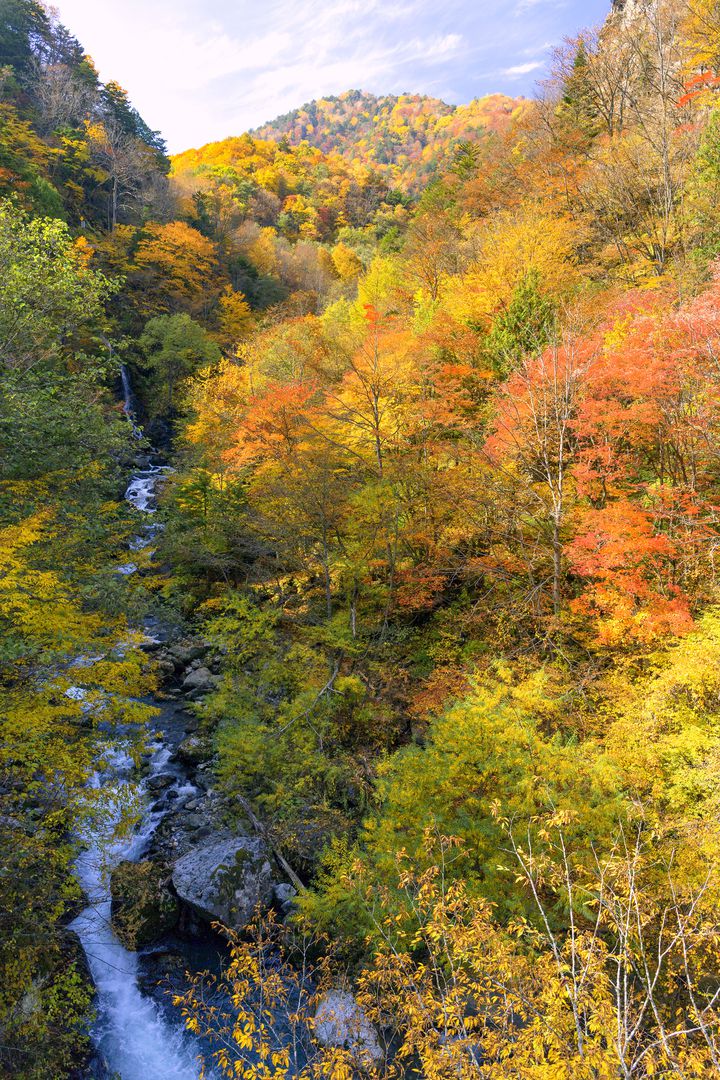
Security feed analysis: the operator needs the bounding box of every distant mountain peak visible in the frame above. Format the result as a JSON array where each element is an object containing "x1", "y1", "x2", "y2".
[{"x1": 248, "y1": 90, "x2": 526, "y2": 179}]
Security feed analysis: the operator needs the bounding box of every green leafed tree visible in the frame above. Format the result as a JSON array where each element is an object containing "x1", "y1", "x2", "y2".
[
  {"x1": 139, "y1": 312, "x2": 221, "y2": 416},
  {"x1": 0, "y1": 200, "x2": 114, "y2": 372},
  {"x1": 483, "y1": 270, "x2": 557, "y2": 376}
]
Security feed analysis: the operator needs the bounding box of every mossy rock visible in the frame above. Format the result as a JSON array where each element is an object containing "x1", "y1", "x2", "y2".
[
  {"x1": 171, "y1": 835, "x2": 275, "y2": 930},
  {"x1": 174, "y1": 734, "x2": 213, "y2": 766},
  {"x1": 110, "y1": 859, "x2": 179, "y2": 949}
]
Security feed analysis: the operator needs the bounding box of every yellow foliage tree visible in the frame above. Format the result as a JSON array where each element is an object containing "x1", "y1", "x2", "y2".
[
  {"x1": 215, "y1": 286, "x2": 254, "y2": 352},
  {"x1": 331, "y1": 241, "x2": 363, "y2": 281},
  {"x1": 444, "y1": 204, "x2": 578, "y2": 330}
]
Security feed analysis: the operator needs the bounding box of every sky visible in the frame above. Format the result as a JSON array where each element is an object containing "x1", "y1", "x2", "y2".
[{"x1": 53, "y1": 0, "x2": 612, "y2": 153}]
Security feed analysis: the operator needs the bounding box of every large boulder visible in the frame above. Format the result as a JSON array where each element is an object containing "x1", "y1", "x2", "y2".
[
  {"x1": 313, "y1": 989, "x2": 383, "y2": 1067},
  {"x1": 171, "y1": 835, "x2": 275, "y2": 931},
  {"x1": 110, "y1": 860, "x2": 179, "y2": 948}
]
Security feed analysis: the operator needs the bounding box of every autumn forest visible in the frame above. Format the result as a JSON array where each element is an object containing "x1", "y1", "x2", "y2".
[{"x1": 5, "y1": 0, "x2": 720, "y2": 1077}]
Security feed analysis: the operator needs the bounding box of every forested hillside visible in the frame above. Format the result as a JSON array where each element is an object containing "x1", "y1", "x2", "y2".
[
  {"x1": 5, "y1": 0, "x2": 720, "y2": 1077},
  {"x1": 250, "y1": 90, "x2": 525, "y2": 184}
]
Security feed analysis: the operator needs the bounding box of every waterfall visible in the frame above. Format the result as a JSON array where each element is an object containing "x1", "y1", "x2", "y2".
[{"x1": 120, "y1": 364, "x2": 140, "y2": 434}]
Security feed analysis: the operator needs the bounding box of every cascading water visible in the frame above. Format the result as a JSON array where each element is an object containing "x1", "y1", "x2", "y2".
[
  {"x1": 120, "y1": 364, "x2": 137, "y2": 423},
  {"x1": 70, "y1": 461, "x2": 209, "y2": 1080}
]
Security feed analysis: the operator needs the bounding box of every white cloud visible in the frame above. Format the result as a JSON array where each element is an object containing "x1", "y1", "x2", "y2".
[{"x1": 503, "y1": 60, "x2": 546, "y2": 76}]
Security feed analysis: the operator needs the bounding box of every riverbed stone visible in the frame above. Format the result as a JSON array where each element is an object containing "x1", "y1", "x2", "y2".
[
  {"x1": 313, "y1": 989, "x2": 383, "y2": 1066},
  {"x1": 137, "y1": 949, "x2": 190, "y2": 1001},
  {"x1": 110, "y1": 860, "x2": 179, "y2": 949},
  {"x1": 182, "y1": 813, "x2": 207, "y2": 830},
  {"x1": 171, "y1": 835, "x2": 275, "y2": 931},
  {"x1": 155, "y1": 658, "x2": 177, "y2": 679},
  {"x1": 174, "y1": 733, "x2": 212, "y2": 766},
  {"x1": 182, "y1": 667, "x2": 217, "y2": 694},
  {"x1": 141, "y1": 638, "x2": 164, "y2": 653},
  {"x1": 146, "y1": 772, "x2": 174, "y2": 792},
  {"x1": 168, "y1": 642, "x2": 208, "y2": 666}
]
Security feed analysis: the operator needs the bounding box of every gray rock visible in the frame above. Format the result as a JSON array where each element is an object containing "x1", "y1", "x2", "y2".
[
  {"x1": 182, "y1": 667, "x2": 218, "y2": 694},
  {"x1": 183, "y1": 813, "x2": 206, "y2": 829},
  {"x1": 174, "y1": 734, "x2": 212, "y2": 766},
  {"x1": 155, "y1": 659, "x2": 177, "y2": 679},
  {"x1": 141, "y1": 639, "x2": 163, "y2": 653},
  {"x1": 274, "y1": 882, "x2": 298, "y2": 918},
  {"x1": 145, "y1": 790, "x2": 234, "y2": 864},
  {"x1": 146, "y1": 773, "x2": 174, "y2": 792},
  {"x1": 168, "y1": 642, "x2": 208, "y2": 666},
  {"x1": 172, "y1": 835, "x2": 275, "y2": 930},
  {"x1": 314, "y1": 990, "x2": 383, "y2": 1066},
  {"x1": 273, "y1": 883, "x2": 297, "y2": 905}
]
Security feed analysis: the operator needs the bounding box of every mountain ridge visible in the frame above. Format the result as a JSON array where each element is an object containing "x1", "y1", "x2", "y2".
[
  {"x1": 250, "y1": 89, "x2": 525, "y2": 157},
  {"x1": 173, "y1": 89, "x2": 527, "y2": 193}
]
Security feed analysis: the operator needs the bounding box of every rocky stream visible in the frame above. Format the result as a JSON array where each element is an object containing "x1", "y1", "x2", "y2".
[{"x1": 67, "y1": 458, "x2": 298, "y2": 1079}]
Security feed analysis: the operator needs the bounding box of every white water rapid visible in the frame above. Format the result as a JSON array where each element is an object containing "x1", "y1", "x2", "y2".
[{"x1": 70, "y1": 460, "x2": 208, "y2": 1080}]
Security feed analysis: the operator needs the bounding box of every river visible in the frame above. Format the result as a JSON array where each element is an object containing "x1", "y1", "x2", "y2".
[{"x1": 70, "y1": 462, "x2": 210, "y2": 1080}]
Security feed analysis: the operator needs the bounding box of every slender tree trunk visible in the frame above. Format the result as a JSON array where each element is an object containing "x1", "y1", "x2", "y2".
[
  {"x1": 112, "y1": 174, "x2": 118, "y2": 231},
  {"x1": 321, "y1": 524, "x2": 332, "y2": 619},
  {"x1": 552, "y1": 513, "x2": 563, "y2": 617}
]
